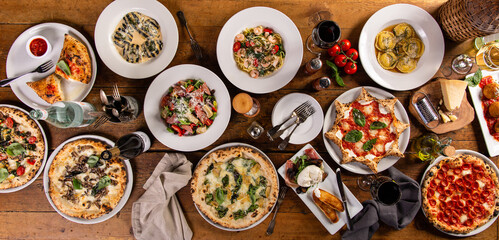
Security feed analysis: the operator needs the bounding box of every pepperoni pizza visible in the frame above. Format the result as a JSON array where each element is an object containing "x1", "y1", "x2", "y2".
[{"x1": 421, "y1": 154, "x2": 499, "y2": 234}]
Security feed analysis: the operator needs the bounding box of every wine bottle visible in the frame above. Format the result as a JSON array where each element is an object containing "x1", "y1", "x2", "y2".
[
  {"x1": 101, "y1": 131, "x2": 151, "y2": 160},
  {"x1": 29, "y1": 101, "x2": 97, "y2": 128}
]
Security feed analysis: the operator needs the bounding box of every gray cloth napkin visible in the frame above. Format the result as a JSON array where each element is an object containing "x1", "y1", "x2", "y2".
[
  {"x1": 132, "y1": 153, "x2": 193, "y2": 240},
  {"x1": 342, "y1": 167, "x2": 421, "y2": 240}
]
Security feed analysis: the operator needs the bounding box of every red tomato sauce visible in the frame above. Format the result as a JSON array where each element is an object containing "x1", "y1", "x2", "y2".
[
  {"x1": 479, "y1": 76, "x2": 499, "y2": 142},
  {"x1": 29, "y1": 38, "x2": 48, "y2": 56}
]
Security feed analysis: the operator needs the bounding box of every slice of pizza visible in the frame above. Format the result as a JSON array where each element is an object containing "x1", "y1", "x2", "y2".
[
  {"x1": 27, "y1": 73, "x2": 64, "y2": 104},
  {"x1": 325, "y1": 87, "x2": 409, "y2": 173},
  {"x1": 54, "y1": 34, "x2": 92, "y2": 84}
]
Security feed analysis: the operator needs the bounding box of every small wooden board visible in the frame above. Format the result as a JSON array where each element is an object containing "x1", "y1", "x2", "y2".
[{"x1": 409, "y1": 79, "x2": 475, "y2": 134}]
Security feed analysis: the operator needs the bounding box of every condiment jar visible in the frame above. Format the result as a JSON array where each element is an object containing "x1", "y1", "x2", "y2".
[
  {"x1": 312, "y1": 76, "x2": 331, "y2": 91},
  {"x1": 304, "y1": 56, "x2": 322, "y2": 75},
  {"x1": 232, "y1": 93, "x2": 260, "y2": 117},
  {"x1": 26, "y1": 35, "x2": 51, "y2": 58}
]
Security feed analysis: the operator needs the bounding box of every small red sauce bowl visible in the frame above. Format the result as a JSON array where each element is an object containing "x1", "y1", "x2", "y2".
[{"x1": 26, "y1": 35, "x2": 51, "y2": 58}]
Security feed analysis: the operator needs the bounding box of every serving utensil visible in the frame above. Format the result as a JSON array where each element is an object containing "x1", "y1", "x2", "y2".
[
  {"x1": 266, "y1": 185, "x2": 288, "y2": 235},
  {"x1": 336, "y1": 168, "x2": 353, "y2": 230},
  {"x1": 100, "y1": 89, "x2": 109, "y2": 105},
  {"x1": 93, "y1": 115, "x2": 110, "y2": 129},
  {"x1": 177, "y1": 11, "x2": 203, "y2": 61},
  {"x1": 278, "y1": 105, "x2": 316, "y2": 150},
  {"x1": 267, "y1": 101, "x2": 311, "y2": 141},
  {"x1": 112, "y1": 84, "x2": 121, "y2": 102},
  {"x1": 0, "y1": 60, "x2": 54, "y2": 87}
]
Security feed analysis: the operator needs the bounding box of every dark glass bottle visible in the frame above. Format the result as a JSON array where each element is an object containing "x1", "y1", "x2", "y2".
[{"x1": 101, "y1": 131, "x2": 151, "y2": 160}]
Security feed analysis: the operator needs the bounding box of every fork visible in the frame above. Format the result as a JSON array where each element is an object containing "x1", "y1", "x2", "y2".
[
  {"x1": 0, "y1": 60, "x2": 54, "y2": 87},
  {"x1": 177, "y1": 11, "x2": 203, "y2": 61},
  {"x1": 93, "y1": 115, "x2": 110, "y2": 129},
  {"x1": 278, "y1": 106, "x2": 316, "y2": 150},
  {"x1": 112, "y1": 84, "x2": 121, "y2": 102},
  {"x1": 267, "y1": 101, "x2": 311, "y2": 141},
  {"x1": 266, "y1": 185, "x2": 288, "y2": 235}
]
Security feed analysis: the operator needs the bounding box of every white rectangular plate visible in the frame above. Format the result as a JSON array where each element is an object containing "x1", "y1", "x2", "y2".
[
  {"x1": 467, "y1": 70, "x2": 499, "y2": 157},
  {"x1": 277, "y1": 143, "x2": 363, "y2": 235}
]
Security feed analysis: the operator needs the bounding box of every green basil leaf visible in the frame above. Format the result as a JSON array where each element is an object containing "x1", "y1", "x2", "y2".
[
  {"x1": 362, "y1": 138, "x2": 377, "y2": 151},
  {"x1": 466, "y1": 68, "x2": 482, "y2": 87},
  {"x1": 370, "y1": 121, "x2": 387, "y2": 130},
  {"x1": 215, "y1": 187, "x2": 226, "y2": 205},
  {"x1": 222, "y1": 175, "x2": 229, "y2": 188},
  {"x1": 56, "y1": 60, "x2": 71, "y2": 76},
  {"x1": 344, "y1": 130, "x2": 363, "y2": 143},
  {"x1": 97, "y1": 175, "x2": 111, "y2": 191},
  {"x1": 258, "y1": 176, "x2": 267, "y2": 187},
  {"x1": 6, "y1": 143, "x2": 25, "y2": 157},
  {"x1": 87, "y1": 155, "x2": 99, "y2": 168},
  {"x1": 0, "y1": 168, "x2": 8, "y2": 183},
  {"x1": 247, "y1": 184, "x2": 258, "y2": 204},
  {"x1": 72, "y1": 178, "x2": 82, "y2": 190},
  {"x1": 205, "y1": 193, "x2": 213, "y2": 204},
  {"x1": 226, "y1": 163, "x2": 235, "y2": 172},
  {"x1": 326, "y1": 60, "x2": 338, "y2": 72},
  {"x1": 352, "y1": 109, "x2": 366, "y2": 127},
  {"x1": 326, "y1": 60, "x2": 345, "y2": 87},
  {"x1": 206, "y1": 163, "x2": 214, "y2": 175},
  {"x1": 335, "y1": 73, "x2": 345, "y2": 87}
]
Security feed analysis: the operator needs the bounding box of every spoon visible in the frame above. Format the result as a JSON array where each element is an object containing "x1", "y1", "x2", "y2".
[
  {"x1": 100, "y1": 89, "x2": 109, "y2": 105},
  {"x1": 112, "y1": 108, "x2": 120, "y2": 118}
]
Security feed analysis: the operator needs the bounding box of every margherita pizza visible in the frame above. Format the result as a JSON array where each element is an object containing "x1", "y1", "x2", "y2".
[
  {"x1": 325, "y1": 87, "x2": 409, "y2": 173},
  {"x1": 191, "y1": 146, "x2": 278, "y2": 229},
  {"x1": 48, "y1": 139, "x2": 127, "y2": 219},
  {"x1": 0, "y1": 106, "x2": 45, "y2": 190},
  {"x1": 421, "y1": 154, "x2": 499, "y2": 234}
]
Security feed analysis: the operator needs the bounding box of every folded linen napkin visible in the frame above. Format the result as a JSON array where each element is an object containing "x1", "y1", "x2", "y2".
[
  {"x1": 132, "y1": 153, "x2": 193, "y2": 240},
  {"x1": 342, "y1": 167, "x2": 421, "y2": 240}
]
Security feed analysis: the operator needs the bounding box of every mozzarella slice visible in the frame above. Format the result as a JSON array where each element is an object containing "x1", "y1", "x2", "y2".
[{"x1": 296, "y1": 165, "x2": 323, "y2": 187}]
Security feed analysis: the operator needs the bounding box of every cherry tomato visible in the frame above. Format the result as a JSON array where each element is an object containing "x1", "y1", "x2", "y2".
[
  {"x1": 344, "y1": 62, "x2": 358, "y2": 74},
  {"x1": 28, "y1": 136, "x2": 37, "y2": 144},
  {"x1": 339, "y1": 39, "x2": 351, "y2": 51},
  {"x1": 233, "y1": 41, "x2": 241, "y2": 52},
  {"x1": 5, "y1": 117, "x2": 13, "y2": 128},
  {"x1": 327, "y1": 44, "x2": 341, "y2": 58},
  {"x1": 271, "y1": 45, "x2": 279, "y2": 54},
  {"x1": 27, "y1": 159, "x2": 36, "y2": 165},
  {"x1": 253, "y1": 59, "x2": 259, "y2": 67},
  {"x1": 345, "y1": 48, "x2": 359, "y2": 60},
  {"x1": 16, "y1": 166, "x2": 25, "y2": 176},
  {"x1": 334, "y1": 54, "x2": 348, "y2": 67},
  {"x1": 263, "y1": 28, "x2": 273, "y2": 34}
]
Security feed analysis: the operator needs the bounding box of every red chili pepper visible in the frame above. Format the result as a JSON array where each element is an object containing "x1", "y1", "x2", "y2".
[
  {"x1": 28, "y1": 136, "x2": 37, "y2": 144},
  {"x1": 171, "y1": 125, "x2": 183, "y2": 136},
  {"x1": 233, "y1": 41, "x2": 241, "y2": 52},
  {"x1": 205, "y1": 119, "x2": 213, "y2": 126},
  {"x1": 212, "y1": 106, "x2": 217, "y2": 112},
  {"x1": 186, "y1": 85, "x2": 194, "y2": 93},
  {"x1": 17, "y1": 166, "x2": 25, "y2": 176},
  {"x1": 5, "y1": 117, "x2": 13, "y2": 128},
  {"x1": 253, "y1": 59, "x2": 259, "y2": 67},
  {"x1": 263, "y1": 28, "x2": 273, "y2": 34},
  {"x1": 271, "y1": 45, "x2": 279, "y2": 54},
  {"x1": 27, "y1": 159, "x2": 36, "y2": 165}
]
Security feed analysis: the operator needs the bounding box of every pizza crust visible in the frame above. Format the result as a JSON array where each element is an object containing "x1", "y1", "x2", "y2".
[
  {"x1": 0, "y1": 106, "x2": 45, "y2": 190},
  {"x1": 48, "y1": 139, "x2": 127, "y2": 219},
  {"x1": 325, "y1": 87, "x2": 409, "y2": 173},
  {"x1": 191, "y1": 146, "x2": 278, "y2": 229},
  {"x1": 26, "y1": 74, "x2": 64, "y2": 104},
  {"x1": 421, "y1": 154, "x2": 499, "y2": 234}
]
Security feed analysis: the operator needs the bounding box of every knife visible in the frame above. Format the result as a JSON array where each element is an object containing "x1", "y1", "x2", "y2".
[{"x1": 336, "y1": 168, "x2": 353, "y2": 230}]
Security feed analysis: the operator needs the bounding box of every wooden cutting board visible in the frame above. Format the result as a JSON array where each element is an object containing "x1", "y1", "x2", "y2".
[{"x1": 409, "y1": 78, "x2": 475, "y2": 134}]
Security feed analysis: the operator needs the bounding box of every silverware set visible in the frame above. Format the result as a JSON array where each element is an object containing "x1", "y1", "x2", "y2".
[
  {"x1": 266, "y1": 185, "x2": 288, "y2": 235},
  {"x1": 177, "y1": 11, "x2": 203, "y2": 61},
  {"x1": 95, "y1": 84, "x2": 135, "y2": 128},
  {"x1": 267, "y1": 101, "x2": 316, "y2": 150}
]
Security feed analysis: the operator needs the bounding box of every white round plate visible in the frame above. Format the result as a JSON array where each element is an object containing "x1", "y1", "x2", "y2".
[
  {"x1": 6, "y1": 23, "x2": 97, "y2": 109},
  {"x1": 420, "y1": 149, "x2": 499, "y2": 237},
  {"x1": 358, "y1": 4, "x2": 444, "y2": 91},
  {"x1": 43, "y1": 135, "x2": 133, "y2": 224},
  {"x1": 271, "y1": 93, "x2": 324, "y2": 144},
  {"x1": 322, "y1": 86, "x2": 410, "y2": 174},
  {"x1": 0, "y1": 104, "x2": 48, "y2": 193},
  {"x1": 193, "y1": 142, "x2": 278, "y2": 231},
  {"x1": 94, "y1": 0, "x2": 178, "y2": 79},
  {"x1": 216, "y1": 6, "x2": 303, "y2": 94},
  {"x1": 144, "y1": 64, "x2": 231, "y2": 152}
]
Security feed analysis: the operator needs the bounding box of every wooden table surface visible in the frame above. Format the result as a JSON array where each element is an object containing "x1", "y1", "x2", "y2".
[{"x1": 1, "y1": 0, "x2": 497, "y2": 239}]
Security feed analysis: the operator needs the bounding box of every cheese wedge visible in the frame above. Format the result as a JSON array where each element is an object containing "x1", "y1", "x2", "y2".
[{"x1": 440, "y1": 80, "x2": 468, "y2": 111}]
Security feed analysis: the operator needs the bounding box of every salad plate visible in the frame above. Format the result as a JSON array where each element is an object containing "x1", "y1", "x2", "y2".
[
  {"x1": 322, "y1": 86, "x2": 410, "y2": 174},
  {"x1": 144, "y1": 64, "x2": 231, "y2": 151},
  {"x1": 277, "y1": 143, "x2": 363, "y2": 235},
  {"x1": 359, "y1": 4, "x2": 444, "y2": 91},
  {"x1": 94, "y1": 0, "x2": 178, "y2": 79},
  {"x1": 6, "y1": 23, "x2": 97, "y2": 109},
  {"x1": 216, "y1": 6, "x2": 303, "y2": 93}
]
